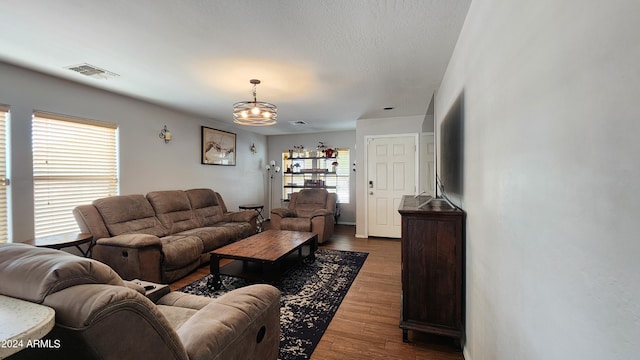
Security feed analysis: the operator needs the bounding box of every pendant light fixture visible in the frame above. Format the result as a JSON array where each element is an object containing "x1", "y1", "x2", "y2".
[{"x1": 233, "y1": 79, "x2": 277, "y2": 126}]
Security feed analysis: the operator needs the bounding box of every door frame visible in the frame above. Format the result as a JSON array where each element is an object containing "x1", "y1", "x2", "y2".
[{"x1": 363, "y1": 133, "x2": 420, "y2": 238}]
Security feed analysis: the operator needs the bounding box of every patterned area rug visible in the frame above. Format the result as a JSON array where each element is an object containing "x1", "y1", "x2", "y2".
[{"x1": 178, "y1": 248, "x2": 368, "y2": 360}]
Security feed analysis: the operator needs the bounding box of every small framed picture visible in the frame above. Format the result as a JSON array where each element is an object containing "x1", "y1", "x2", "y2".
[{"x1": 201, "y1": 126, "x2": 236, "y2": 166}]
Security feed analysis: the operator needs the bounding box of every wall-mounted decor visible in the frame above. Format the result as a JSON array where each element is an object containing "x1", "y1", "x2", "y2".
[
  {"x1": 159, "y1": 125, "x2": 172, "y2": 143},
  {"x1": 201, "y1": 126, "x2": 236, "y2": 166}
]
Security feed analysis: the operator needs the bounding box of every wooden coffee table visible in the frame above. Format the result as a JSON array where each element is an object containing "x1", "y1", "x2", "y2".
[{"x1": 209, "y1": 230, "x2": 318, "y2": 289}]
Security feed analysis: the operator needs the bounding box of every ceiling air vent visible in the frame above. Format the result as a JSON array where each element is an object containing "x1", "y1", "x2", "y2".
[
  {"x1": 65, "y1": 63, "x2": 119, "y2": 80},
  {"x1": 289, "y1": 120, "x2": 308, "y2": 126}
]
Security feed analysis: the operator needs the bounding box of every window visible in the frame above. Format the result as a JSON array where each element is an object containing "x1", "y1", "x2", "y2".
[
  {"x1": 0, "y1": 106, "x2": 8, "y2": 243},
  {"x1": 328, "y1": 148, "x2": 350, "y2": 203},
  {"x1": 281, "y1": 148, "x2": 350, "y2": 203},
  {"x1": 32, "y1": 112, "x2": 118, "y2": 237}
]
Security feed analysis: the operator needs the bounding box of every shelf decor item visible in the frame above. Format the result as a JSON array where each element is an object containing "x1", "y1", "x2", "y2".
[
  {"x1": 201, "y1": 126, "x2": 236, "y2": 166},
  {"x1": 316, "y1": 141, "x2": 327, "y2": 157},
  {"x1": 281, "y1": 152, "x2": 338, "y2": 201},
  {"x1": 324, "y1": 148, "x2": 338, "y2": 158}
]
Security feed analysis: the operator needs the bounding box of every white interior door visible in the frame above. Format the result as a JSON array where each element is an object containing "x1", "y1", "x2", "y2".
[{"x1": 366, "y1": 135, "x2": 416, "y2": 238}]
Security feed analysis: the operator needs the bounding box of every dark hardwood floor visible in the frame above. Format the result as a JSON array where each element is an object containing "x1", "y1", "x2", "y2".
[{"x1": 170, "y1": 224, "x2": 464, "y2": 360}]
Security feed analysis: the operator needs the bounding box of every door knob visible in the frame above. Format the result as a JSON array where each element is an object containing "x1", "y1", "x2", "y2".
[{"x1": 369, "y1": 191, "x2": 374, "y2": 195}]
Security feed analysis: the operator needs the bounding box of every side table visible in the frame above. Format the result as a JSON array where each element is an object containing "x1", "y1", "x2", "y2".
[
  {"x1": 22, "y1": 232, "x2": 94, "y2": 258},
  {"x1": 0, "y1": 295, "x2": 55, "y2": 358},
  {"x1": 239, "y1": 204, "x2": 265, "y2": 232}
]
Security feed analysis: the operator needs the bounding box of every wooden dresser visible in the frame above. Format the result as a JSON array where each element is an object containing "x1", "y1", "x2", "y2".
[{"x1": 398, "y1": 195, "x2": 465, "y2": 344}]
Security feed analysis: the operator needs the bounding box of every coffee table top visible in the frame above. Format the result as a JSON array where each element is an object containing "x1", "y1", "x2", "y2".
[{"x1": 212, "y1": 230, "x2": 317, "y2": 262}]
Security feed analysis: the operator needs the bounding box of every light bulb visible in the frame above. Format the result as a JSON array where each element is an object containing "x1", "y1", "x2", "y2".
[
  {"x1": 251, "y1": 107, "x2": 260, "y2": 115},
  {"x1": 241, "y1": 110, "x2": 248, "y2": 118},
  {"x1": 263, "y1": 111, "x2": 271, "y2": 118}
]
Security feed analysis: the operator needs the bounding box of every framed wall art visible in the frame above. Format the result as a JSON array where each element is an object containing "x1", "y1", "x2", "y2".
[{"x1": 201, "y1": 126, "x2": 236, "y2": 166}]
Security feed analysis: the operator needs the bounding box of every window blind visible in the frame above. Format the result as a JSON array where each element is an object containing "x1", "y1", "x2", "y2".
[
  {"x1": 328, "y1": 148, "x2": 350, "y2": 203},
  {"x1": 0, "y1": 106, "x2": 8, "y2": 243},
  {"x1": 32, "y1": 111, "x2": 118, "y2": 237}
]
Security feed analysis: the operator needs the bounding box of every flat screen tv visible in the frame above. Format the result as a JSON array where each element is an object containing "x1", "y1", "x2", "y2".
[{"x1": 438, "y1": 93, "x2": 464, "y2": 197}]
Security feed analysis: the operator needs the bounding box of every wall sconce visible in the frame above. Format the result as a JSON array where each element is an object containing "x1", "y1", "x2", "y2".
[
  {"x1": 250, "y1": 143, "x2": 257, "y2": 154},
  {"x1": 159, "y1": 125, "x2": 172, "y2": 143}
]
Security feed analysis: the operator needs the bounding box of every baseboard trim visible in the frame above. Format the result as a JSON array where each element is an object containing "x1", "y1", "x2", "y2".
[{"x1": 355, "y1": 233, "x2": 368, "y2": 238}]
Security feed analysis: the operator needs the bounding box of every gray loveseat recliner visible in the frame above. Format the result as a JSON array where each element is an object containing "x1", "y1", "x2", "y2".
[
  {"x1": 73, "y1": 188, "x2": 258, "y2": 283},
  {"x1": 0, "y1": 243, "x2": 280, "y2": 360},
  {"x1": 270, "y1": 188, "x2": 337, "y2": 244}
]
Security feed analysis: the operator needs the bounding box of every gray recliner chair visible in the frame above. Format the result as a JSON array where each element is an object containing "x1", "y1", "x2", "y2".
[
  {"x1": 270, "y1": 188, "x2": 337, "y2": 244},
  {"x1": 0, "y1": 243, "x2": 280, "y2": 360}
]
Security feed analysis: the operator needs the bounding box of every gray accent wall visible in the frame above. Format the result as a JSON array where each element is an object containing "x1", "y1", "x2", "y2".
[
  {"x1": 0, "y1": 62, "x2": 267, "y2": 242},
  {"x1": 436, "y1": 1, "x2": 640, "y2": 359}
]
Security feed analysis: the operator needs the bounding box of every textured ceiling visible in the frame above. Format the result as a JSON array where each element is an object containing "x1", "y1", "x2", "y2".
[{"x1": 0, "y1": 0, "x2": 470, "y2": 135}]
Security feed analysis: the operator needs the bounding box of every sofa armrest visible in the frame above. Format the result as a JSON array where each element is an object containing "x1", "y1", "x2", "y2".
[
  {"x1": 228, "y1": 210, "x2": 258, "y2": 223},
  {"x1": 307, "y1": 208, "x2": 333, "y2": 218},
  {"x1": 269, "y1": 208, "x2": 294, "y2": 231},
  {"x1": 271, "y1": 208, "x2": 295, "y2": 218},
  {"x1": 176, "y1": 284, "x2": 281, "y2": 360},
  {"x1": 43, "y1": 284, "x2": 189, "y2": 359},
  {"x1": 96, "y1": 233, "x2": 162, "y2": 248},
  {"x1": 156, "y1": 291, "x2": 215, "y2": 310},
  {"x1": 92, "y1": 234, "x2": 163, "y2": 283}
]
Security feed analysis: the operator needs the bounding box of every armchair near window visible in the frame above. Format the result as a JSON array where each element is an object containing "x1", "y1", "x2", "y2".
[{"x1": 270, "y1": 188, "x2": 336, "y2": 243}]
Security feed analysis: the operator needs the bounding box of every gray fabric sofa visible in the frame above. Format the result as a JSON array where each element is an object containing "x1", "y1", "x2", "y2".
[
  {"x1": 73, "y1": 188, "x2": 258, "y2": 283},
  {"x1": 0, "y1": 243, "x2": 280, "y2": 360}
]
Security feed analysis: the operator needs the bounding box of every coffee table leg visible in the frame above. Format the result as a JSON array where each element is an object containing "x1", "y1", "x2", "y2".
[
  {"x1": 209, "y1": 254, "x2": 222, "y2": 290},
  {"x1": 303, "y1": 235, "x2": 318, "y2": 264},
  {"x1": 309, "y1": 235, "x2": 318, "y2": 262},
  {"x1": 264, "y1": 261, "x2": 280, "y2": 283}
]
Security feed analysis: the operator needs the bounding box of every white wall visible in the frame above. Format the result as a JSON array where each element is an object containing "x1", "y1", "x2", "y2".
[
  {"x1": 354, "y1": 115, "x2": 427, "y2": 237},
  {"x1": 0, "y1": 62, "x2": 267, "y2": 242},
  {"x1": 436, "y1": 1, "x2": 640, "y2": 359},
  {"x1": 267, "y1": 131, "x2": 356, "y2": 224}
]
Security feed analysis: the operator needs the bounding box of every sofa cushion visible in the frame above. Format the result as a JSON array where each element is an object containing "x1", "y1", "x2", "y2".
[
  {"x1": 280, "y1": 217, "x2": 312, "y2": 232},
  {"x1": 93, "y1": 195, "x2": 167, "y2": 237},
  {"x1": 185, "y1": 188, "x2": 219, "y2": 208},
  {"x1": 291, "y1": 189, "x2": 330, "y2": 217},
  {"x1": 213, "y1": 222, "x2": 255, "y2": 241},
  {"x1": 185, "y1": 188, "x2": 226, "y2": 226},
  {"x1": 176, "y1": 227, "x2": 233, "y2": 252},
  {"x1": 157, "y1": 304, "x2": 198, "y2": 330},
  {"x1": 176, "y1": 284, "x2": 281, "y2": 360},
  {"x1": 160, "y1": 235, "x2": 204, "y2": 270},
  {"x1": 147, "y1": 190, "x2": 200, "y2": 234},
  {"x1": 0, "y1": 243, "x2": 125, "y2": 303}
]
